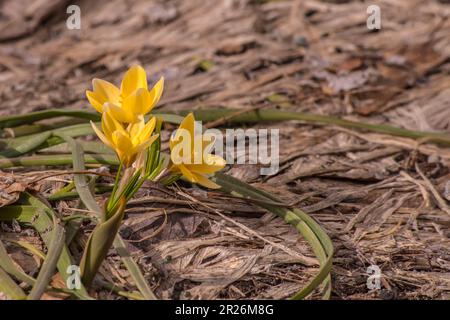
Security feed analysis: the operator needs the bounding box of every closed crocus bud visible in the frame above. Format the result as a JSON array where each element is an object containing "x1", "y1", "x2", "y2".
[{"x1": 90, "y1": 109, "x2": 158, "y2": 167}]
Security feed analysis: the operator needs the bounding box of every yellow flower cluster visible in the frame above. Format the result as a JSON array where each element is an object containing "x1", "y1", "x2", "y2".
[
  {"x1": 88, "y1": 66, "x2": 161, "y2": 167},
  {"x1": 87, "y1": 65, "x2": 225, "y2": 188}
]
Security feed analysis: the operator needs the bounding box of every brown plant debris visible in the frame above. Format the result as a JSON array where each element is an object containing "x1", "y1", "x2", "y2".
[{"x1": 0, "y1": 0, "x2": 449, "y2": 300}]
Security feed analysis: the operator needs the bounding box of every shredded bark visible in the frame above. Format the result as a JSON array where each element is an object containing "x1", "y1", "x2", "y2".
[{"x1": 0, "y1": 0, "x2": 449, "y2": 300}]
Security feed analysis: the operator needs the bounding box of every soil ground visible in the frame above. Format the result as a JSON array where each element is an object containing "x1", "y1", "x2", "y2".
[{"x1": 0, "y1": 0, "x2": 449, "y2": 299}]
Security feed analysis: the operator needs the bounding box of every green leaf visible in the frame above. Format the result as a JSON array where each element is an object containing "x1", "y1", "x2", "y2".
[
  {"x1": 0, "y1": 110, "x2": 99, "y2": 129},
  {"x1": 213, "y1": 173, "x2": 333, "y2": 299},
  {"x1": 0, "y1": 196, "x2": 92, "y2": 300},
  {"x1": 80, "y1": 198, "x2": 126, "y2": 287},
  {"x1": 0, "y1": 240, "x2": 36, "y2": 286},
  {"x1": 0, "y1": 131, "x2": 51, "y2": 158},
  {"x1": 28, "y1": 219, "x2": 65, "y2": 300},
  {"x1": 0, "y1": 153, "x2": 119, "y2": 169},
  {"x1": 0, "y1": 266, "x2": 26, "y2": 300}
]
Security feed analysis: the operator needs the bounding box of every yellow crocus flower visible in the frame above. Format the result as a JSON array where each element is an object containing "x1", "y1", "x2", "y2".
[
  {"x1": 169, "y1": 113, "x2": 226, "y2": 189},
  {"x1": 86, "y1": 65, "x2": 164, "y2": 123},
  {"x1": 91, "y1": 109, "x2": 158, "y2": 167}
]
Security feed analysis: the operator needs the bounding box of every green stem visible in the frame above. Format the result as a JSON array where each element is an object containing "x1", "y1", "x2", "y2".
[{"x1": 107, "y1": 162, "x2": 123, "y2": 213}]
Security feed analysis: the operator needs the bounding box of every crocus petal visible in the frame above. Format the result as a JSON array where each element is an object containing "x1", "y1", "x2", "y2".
[
  {"x1": 92, "y1": 79, "x2": 120, "y2": 105},
  {"x1": 122, "y1": 88, "x2": 151, "y2": 115},
  {"x1": 191, "y1": 172, "x2": 221, "y2": 189},
  {"x1": 185, "y1": 154, "x2": 226, "y2": 174},
  {"x1": 202, "y1": 135, "x2": 215, "y2": 151},
  {"x1": 169, "y1": 113, "x2": 195, "y2": 151},
  {"x1": 112, "y1": 131, "x2": 133, "y2": 154},
  {"x1": 136, "y1": 117, "x2": 156, "y2": 143},
  {"x1": 120, "y1": 65, "x2": 148, "y2": 98},
  {"x1": 90, "y1": 121, "x2": 113, "y2": 148},
  {"x1": 143, "y1": 77, "x2": 164, "y2": 114},
  {"x1": 128, "y1": 118, "x2": 145, "y2": 142},
  {"x1": 107, "y1": 103, "x2": 137, "y2": 123},
  {"x1": 134, "y1": 134, "x2": 159, "y2": 154},
  {"x1": 177, "y1": 164, "x2": 198, "y2": 183},
  {"x1": 192, "y1": 136, "x2": 207, "y2": 164},
  {"x1": 101, "y1": 110, "x2": 114, "y2": 139},
  {"x1": 179, "y1": 113, "x2": 195, "y2": 137},
  {"x1": 86, "y1": 91, "x2": 104, "y2": 113},
  {"x1": 102, "y1": 107, "x2": 127, "y2": 137}
]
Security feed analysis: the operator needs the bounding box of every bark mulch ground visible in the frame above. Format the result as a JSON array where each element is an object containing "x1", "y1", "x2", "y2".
[{"x1": 0, "y1": 0, "x2": 449, "y2": 299}]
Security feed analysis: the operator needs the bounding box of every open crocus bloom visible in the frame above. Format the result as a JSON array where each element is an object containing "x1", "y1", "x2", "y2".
[
  {"x1": 91, "y1": 109, "x2": 158, "y2": 167},
  {"x1": 86, "y1": 65, "x2": 164, "y2": 123},
  {"x1": 169, "y1": 113, "x2": 226, "y2": 189}
]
